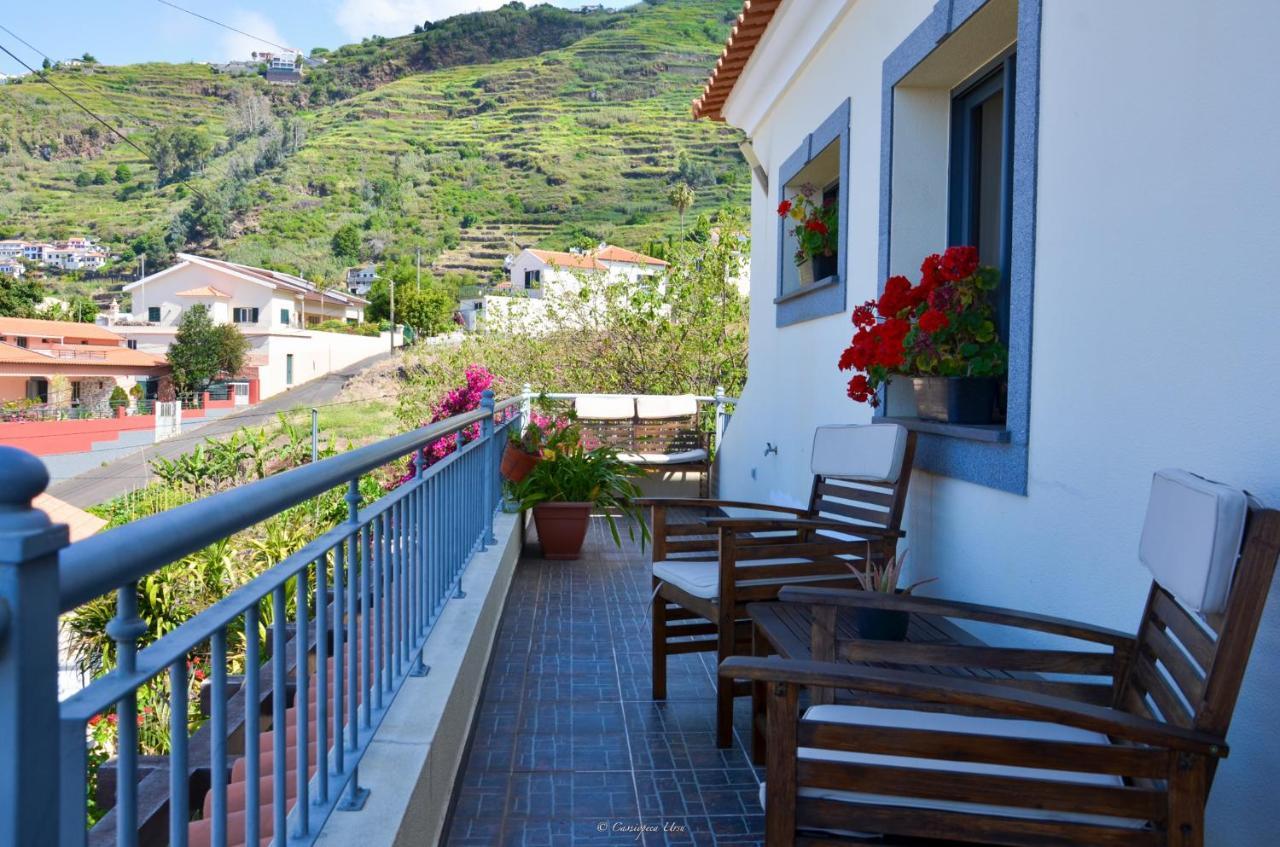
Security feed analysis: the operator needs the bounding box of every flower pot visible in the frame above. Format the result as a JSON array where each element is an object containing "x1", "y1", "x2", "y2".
[
  {"x1": 532, "y1": 502, "x2": 593, "y2": 560},
  {"x1": 911, "y1": 376, "x2": 999, "y2": 425},
  {"x1": 797, "y1": 259, "x2": 815, "y2": 287},
  {"x1": 811, "y1": 252, "x2": 837, "y2": 282},
  {"x1": 852, "y1": 606, "x2": 910, "y2": 641},
  {"x1": 500, "y1": 443, "x2": 540, "y2": 482}
]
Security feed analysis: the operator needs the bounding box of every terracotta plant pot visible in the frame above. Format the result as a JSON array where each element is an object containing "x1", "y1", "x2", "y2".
[
  {"x1": 500, "y1": 443, "x2": 540, "y2": 482},
  {"x1": 531, "y1": 502, "x2": 592, "y2": 560}
]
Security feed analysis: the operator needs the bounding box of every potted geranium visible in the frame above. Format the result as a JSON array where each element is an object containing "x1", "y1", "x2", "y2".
[
  {"x1": 509, "y1": 441, "x2": 649, "y2": 560},
  {"x1": 838, "y1": 246, "x2": 1007, "y2": 424},
  {"x1": 778, "y1": 187, "x2": 838, "y2": 285},
  {"x1": 500, "y1": 412, "x2": 578, "y2": 483},
  {"x1": 847, "y1": 552, "x2": 937, "y2": 641}
]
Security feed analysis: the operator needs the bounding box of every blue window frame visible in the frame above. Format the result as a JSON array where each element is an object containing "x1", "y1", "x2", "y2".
[
  {"x1": 876, "y1": 0, "x2": 1042, "y2": 495},
  {"x1": 775, "y1": 99, "x2": 850, "y2": 327},
  {"x1": 280, "y1": 308, "x2": 291, "y2": 325}
]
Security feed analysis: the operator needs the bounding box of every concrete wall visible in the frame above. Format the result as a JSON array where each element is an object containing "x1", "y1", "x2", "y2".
[
  {"x1": 256, "y1": 329, "x2": 388, "y2": 398},
  {"x1": 716, "y1": 1, "x2": 1280, "y2": 843}
]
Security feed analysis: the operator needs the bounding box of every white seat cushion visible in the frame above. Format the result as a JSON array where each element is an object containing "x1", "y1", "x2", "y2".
[
  {"x1": 635, "y1": 393, "x2": 698, "y2": 419},
  {"x1": 758, "y1": 703, "x2": 1145, "y2": 831},
  {"x1": 574, "y1": 394, "x2": 635, "y2": 420},
  {"x1": 1139, "y1": 468, "x2": 1250, "y2": 614},
  {"x1": 652, "y1": 559, "x2": 862, "y2": 601},
  {"x1": 617, "y1": 448, "x2": 708, "y2": 465},
  {"x1": 811, "y1": 424, "x2": 908, "y2": 483}
]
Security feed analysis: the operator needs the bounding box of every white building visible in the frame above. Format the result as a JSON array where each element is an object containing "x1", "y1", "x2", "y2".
[
  {"x1": 346, "y1": 264, "x2": 376, "y2": 296},
  {"x1": 699, "y1": 1, "x2": 1280, "y2": 844},
  {"x1": 118, "y1": 254, "x2": 377, "y2": 399},
  {"x1": 0, "y1": 261, "x2": 23, "y2": 278},
  {"x1": 506, "y1": 244, "x2": 667, "y2": 298},
  {"x1": 23, "y1": 243, "x2": 51, "y2": 262},
  {"x1": 0, "y1": 240, "x2": 26, "y2": 261}
]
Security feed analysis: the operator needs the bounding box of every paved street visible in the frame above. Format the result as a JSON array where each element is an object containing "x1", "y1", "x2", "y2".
[{"x1": 48, "y1": 351, "x2": 392, "y2": 508}]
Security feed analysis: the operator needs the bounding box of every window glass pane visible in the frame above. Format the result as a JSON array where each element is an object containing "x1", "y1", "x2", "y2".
[
  {"x1": 976, "y1": 88, "x2": 1004, "y2": 269},
  {"x1": 781, "y1": 139, "x2": 841, "y2": 294}
]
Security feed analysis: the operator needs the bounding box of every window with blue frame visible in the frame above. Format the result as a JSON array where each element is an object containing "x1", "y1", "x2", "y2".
[
  {"x1": 775, "y1": 98, "x2": 849, "y2": 328},
  {"x1": 949, "y1": 52, "x2": 1016, "y2": 422}
]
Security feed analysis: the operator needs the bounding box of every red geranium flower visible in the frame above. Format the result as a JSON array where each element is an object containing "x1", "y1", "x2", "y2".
[
  {"x1": 846, "y1": 374, "x2": 871, "y2": 403},
  {"x1": 877, "y1": 276, "x2": 913, "y2": 318},
  {"x1": 919, "y1": 309, "x2": 950, "y2": 334},
  {"x1": 851, "y1": 303, "x2": 876, "y2": 329},
  {"x1": 776, "y1": 199, "x2": 792, "y2": 217},
  {"x1": 804, "y1": 219, "x2": 829, "y2": 235},
  {"x1": 940, "y1": 245, "x2": 978, "y2": 281}
]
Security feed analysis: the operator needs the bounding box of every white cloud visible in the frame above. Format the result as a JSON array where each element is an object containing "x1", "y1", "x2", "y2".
[
  {"x1": 220, "y1": 10, "x2": 294, "y2": 61},
  {"x1": 334, "y1": 1, "x2": 517, "y2": 41}
]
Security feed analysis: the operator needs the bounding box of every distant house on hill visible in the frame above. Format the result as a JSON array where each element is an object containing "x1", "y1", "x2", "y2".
[
  {"x1": 257, "y1": 51, "x2": 303, "y2": 84},
  {"x1": 346, "y1": 265, "x2": 377, "y2": 296},
  {"x1": 0, "y1": 261, "x2": 24, "y2": 278},
  {"x1": 506, "y1": 244, "x2": 667, "y2": 299}
]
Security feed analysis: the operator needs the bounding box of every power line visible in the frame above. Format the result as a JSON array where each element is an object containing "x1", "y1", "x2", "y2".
[
  {"x1": 0, "y1": 22, "x2": 50, "y2": 64},
  {"x1": 0, "y1": 38, "x2": 212, "y2": 203},
  {"x1": 154, "y1": 0, "x2": 294, "y2": 54}
]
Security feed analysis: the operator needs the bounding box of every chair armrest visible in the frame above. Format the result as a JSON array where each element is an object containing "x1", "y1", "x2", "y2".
[
  {"x1": 777, "y1": 586, "x2": 1135, "y2": 649},
  {"x1": 632, "y1": 497, "x2": 810, "y2": 516},
  {"x1": 719, "y1": 657, "x2": 1225, "y2": 756},
  {"x1": 704, "y1": 517, "x2": 904, "y2": 539}
]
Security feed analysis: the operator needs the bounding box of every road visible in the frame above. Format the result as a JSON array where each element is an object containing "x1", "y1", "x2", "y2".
[{"x1": 48, "y1": 351, "x2": 392, "y2": 508}]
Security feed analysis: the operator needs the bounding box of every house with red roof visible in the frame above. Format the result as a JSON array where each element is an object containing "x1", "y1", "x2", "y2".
[{"x1": 507, "y1": 243, "x2": 667, "y2": 299}]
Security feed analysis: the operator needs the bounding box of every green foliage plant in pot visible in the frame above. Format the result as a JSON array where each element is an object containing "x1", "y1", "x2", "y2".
[
  {"x1": 846, "y1": 551, "x2": 937, "y2": 641},
  {"x1": 838, "y1": 246, "x2": 1008, "y2": 424},
  {"x1": 500, "y1": 406, "x2": 578, "y2": 483},
  {"x1": 509, "y1": 441, "x2": 649, "y2": 560}
]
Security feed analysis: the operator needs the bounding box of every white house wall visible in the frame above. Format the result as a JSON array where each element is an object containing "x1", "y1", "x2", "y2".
[
  {"x1": 128, "y1": 264, "x2": 286, "y2": 330},
  {"x1": 717, "y1": 2, "x2": 1280, "y2": 843},
  {"x1": 256, "y1": 330, "x2": 388, "y2": 399}
]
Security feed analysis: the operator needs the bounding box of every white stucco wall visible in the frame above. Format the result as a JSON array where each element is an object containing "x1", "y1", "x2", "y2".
[
  {"x1": 717, "y1": 2, "x2": 1280, "y2": 843},
  {"x1": 255, "y1": 330, "x2": 388, "y2": 399}
]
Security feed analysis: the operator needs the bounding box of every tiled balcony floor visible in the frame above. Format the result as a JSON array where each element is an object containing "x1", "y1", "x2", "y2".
[{"x1": 443, "y1": 513, "x2": 765, "y2": 846}]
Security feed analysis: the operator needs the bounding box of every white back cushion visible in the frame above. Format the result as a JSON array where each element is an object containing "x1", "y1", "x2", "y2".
[
  {"x1": 1139, "y1": 469, "x2": 1249, "y2": 614},
  {"x1": 810, "y1": 424, "x2": 908, "y2": 483},
  {"x1": 574, "y1": 394, "x2": 635, "y2": 420},
  {"x1": 635, "y1": 394, "x2": 698, "y2": 419}
]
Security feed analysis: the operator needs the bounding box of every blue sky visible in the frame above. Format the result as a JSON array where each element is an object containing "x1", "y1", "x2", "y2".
[{"x1": 0, "y1": 1, "x2": 633, "y2": 73}]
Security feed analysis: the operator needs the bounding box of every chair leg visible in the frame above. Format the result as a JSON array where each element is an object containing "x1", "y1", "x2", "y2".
[
  {"x1": 651, "y1": 581, "x2": 667, "y2": 701},
  {"x1": 751, "y1": 625, "x2": 767, "y2": 766},
  {"x1": 1168, "y1": 754, "x2": 1208, "y2": 847},
  {"x1": 716, "y1": 623, "x2": 735, "y2": 748}
]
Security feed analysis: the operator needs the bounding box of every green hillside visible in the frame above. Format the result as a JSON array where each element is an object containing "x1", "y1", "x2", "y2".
[{"x1": 0, "y1": 0, "x2": 747, "y2": 290}]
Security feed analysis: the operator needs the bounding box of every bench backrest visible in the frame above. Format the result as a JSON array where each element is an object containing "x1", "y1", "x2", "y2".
[
  {"x1": 805, "y1": 424, "x2": 916, "y2": 539},
  {"x1": 1121, "y1": 471, "x2": 1280, "y2": 747},
  {"x1": 573, "y1": 394, "x2": 706, "y2": 456}
]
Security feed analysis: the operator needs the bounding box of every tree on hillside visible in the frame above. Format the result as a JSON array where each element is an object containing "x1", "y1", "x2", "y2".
[
  {"x1": 395, "y1": 284, "x2": 457, "y2": 338},
  {"x1": 0, "y1": 275, "x2": 47, "y2": 318},
  {"x1": 114, "y1": 164, "x2": 132, "y2": 183},
  {"x1": 331, "y1": 223, "x2": 361, "y2": 261},
  {"x1": 168, "y1": 305, "x2": 249, "y2": 392},
  {"x1": 149, "y1": 127, "x2": 213, "y2": 186},
  {"x1": 667, "y1": 182, "x2": 695, "y2": 240}
]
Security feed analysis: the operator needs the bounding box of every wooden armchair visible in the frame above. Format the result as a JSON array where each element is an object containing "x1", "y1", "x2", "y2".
[
  {"x1": 723, "y1": 469, "x2": 1279, "y2": 846},
  {"x1": 642, "y1": 424, "x2": 916, "y2": 747}
]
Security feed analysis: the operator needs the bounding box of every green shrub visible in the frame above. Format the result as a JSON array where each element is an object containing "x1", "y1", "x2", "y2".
[{"x1": 108, "y1": 386, "x2": 129, "y2": 408}]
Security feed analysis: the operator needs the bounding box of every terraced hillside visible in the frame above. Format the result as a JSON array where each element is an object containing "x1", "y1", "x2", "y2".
[{"x1": 0, "y1": 0, "x2": 747, "y2": 289}]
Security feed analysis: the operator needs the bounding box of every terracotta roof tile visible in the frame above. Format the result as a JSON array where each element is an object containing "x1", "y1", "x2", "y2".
[
  {"x1": 0, "y1": 316, "x2": 126, "y2": 343},
  {"x1": 692, "y1": 0, "x2": 783, "y2": 121},
  {"x1": 594, "y1": 245, "x2": 668, "y2": 266},
  {"x1": 175, "y1": 285, "x2": 232, "y2": 298}
]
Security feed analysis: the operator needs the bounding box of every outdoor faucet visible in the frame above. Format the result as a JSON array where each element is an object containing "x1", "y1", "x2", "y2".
[{"x1": 764, "y1": 442, "x2": 778, "y2": 457}]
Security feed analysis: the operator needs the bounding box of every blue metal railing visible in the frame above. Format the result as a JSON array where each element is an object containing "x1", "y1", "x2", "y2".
[{"x1": 0, "y1": 390, "x2": 518, "y2": 847}]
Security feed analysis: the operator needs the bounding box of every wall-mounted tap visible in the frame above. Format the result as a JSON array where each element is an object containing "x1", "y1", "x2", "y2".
[{"x1": 764, "y1": 442, "x2": 778, "y2": 457}]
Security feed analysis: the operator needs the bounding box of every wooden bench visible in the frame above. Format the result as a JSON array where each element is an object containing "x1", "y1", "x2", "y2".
[{"x1": 573, "y1": 394, "x2": 711, "y2": 498}]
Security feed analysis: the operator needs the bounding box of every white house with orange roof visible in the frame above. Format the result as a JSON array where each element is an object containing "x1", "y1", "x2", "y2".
[
  {"x1": 116, "y1": 254, "x2": 384, "y2": 398},
  {"x1": 0, "y1": 317, "x2": 168, "y2": 408},
  {"x1": 507, "y1": 243, "x2": 667, "y2": 299}
]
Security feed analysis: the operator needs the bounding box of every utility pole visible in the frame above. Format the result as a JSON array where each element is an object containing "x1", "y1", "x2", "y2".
[{"x1": 389, "y1": 278, "x2": 395, "y2": 353}]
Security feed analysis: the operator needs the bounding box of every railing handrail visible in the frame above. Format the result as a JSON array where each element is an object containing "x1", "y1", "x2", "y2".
[
  {"x1": 536, "y1": 391, "x2": 738, "y2": 404},
  {"x1": 58, "y1": 406, "x2": 489, "y2": 612}
]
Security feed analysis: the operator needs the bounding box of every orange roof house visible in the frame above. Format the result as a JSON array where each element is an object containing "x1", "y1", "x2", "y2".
[{"x1": 0, "y1": 317, "x2": 169, "y2": 404}]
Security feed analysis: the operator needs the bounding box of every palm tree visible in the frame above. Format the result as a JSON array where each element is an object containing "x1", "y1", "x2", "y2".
[{"x1": 668, "y1": 182, "x2": 695, "y2": 241}]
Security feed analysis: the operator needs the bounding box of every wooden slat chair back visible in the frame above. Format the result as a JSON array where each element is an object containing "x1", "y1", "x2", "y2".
[
  {"x1": 574, "y1": 394, "x2": 711, "y2": 497},
  {"x1": 727, "y1": 469, "x2": 1279, "y2": 847},
  {"x1": 648, "y1": 424, "x2": 916, "y2": 746}
]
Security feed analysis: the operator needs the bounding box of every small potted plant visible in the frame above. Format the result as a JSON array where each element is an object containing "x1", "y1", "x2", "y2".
[
  {"x1": 509, "y1": 441, "x2": 649, "y2": 560},
  {"x1": 778, "y1": 187, "x2": 838, "y2": 285},
  {"x1": 837, "y1": 245, "x2": 1008, "y2": 424},
  {"x1": 500, "y1": 409, "x2": 578, "y2": 483},
  {"x1": 847, "y1": 551, "x2": 936, "y2": 641}
]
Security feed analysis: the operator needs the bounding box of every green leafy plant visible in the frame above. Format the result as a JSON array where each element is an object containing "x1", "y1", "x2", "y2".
[
  {"x1": 777, "y1": 188, "x2": 838, "y2": 266},
  {"x1": 847, "y1": 550, "x2": 937, "y2": 594},
  {"x1": 508, "y1": 441, "x2": 649, "y2": 548}
]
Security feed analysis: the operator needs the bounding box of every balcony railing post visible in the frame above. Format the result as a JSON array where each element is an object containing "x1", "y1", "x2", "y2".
[
  {"x1": 713, "y1": 385, "x2": 727, "y2": 453},
  {"x1": 0, "y1": 447, "x2": 69, "y2": 847},
  {"x1": 480, "y1": 390, "x2": 497, "y2": 547},
  {"x1": 520, "y1": 383, "x2": 532, "y2": 433}
]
